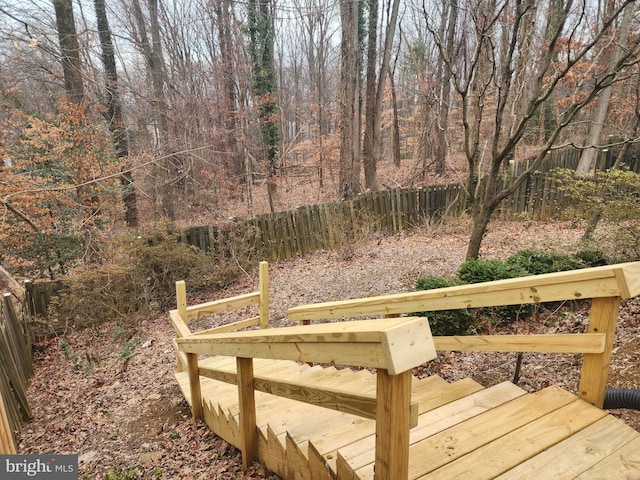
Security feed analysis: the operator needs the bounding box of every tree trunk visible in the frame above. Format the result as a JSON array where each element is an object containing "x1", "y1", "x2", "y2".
[
  {"x1": 216, "y1": 0, "x2": 243, "y2": 177},
  {"x1": 94, "y1": 0, "x2": 138, "y2": 227},
  {"x1": 339, "y1": 0, "x2": 362, "y2": 198},
  {"x1": 576, "y1": 2, "x2": 633, "y2": 175},
  {"x1": 52, "y1": 0, "x2": 85, "y2": 104},
  {"x1": 131, "y1": 0, "x2": 174, "y2": 220},
  {"x1": 389, "y1": 65, "x2": 401, "y2": 168},
  {"x1": 362, "y1": 0, "x2": 401, "y2": 191},
  {"x1": 435, "y1": 0, "x2": 457, "y2": 176}
]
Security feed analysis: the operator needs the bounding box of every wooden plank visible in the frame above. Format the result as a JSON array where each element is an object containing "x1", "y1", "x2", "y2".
[
  {"x1": 579, "y1": 296, "x2": 620, "y2": 407},
  {"x1": 495, "y1": 416, "x2": 640, "y2": 479},
  {"x1": 287, "y1": 262, "x2": 640, "y2": 321},
  {"x1": 375, "y1": 369, "x2": 412, "y2": 480},
  {"x1": 415, "y1": 377, "x2": 486, "y2": 414},
  {"x1": 0, "y1": 387, "x2": 16, "y2": 454},
  {"x1": 177, "y1": 317, "x2": 435, "y2": 375},
  {"x1": 355, "y1": 386, "x2": 576, "y2": 480},
  {"x1": 237, "y1": 357, "x2": 257, "y2": 468},
  {"x1": 337, "y1": 382, "x2": 522, "y2": 475},
  {"x1": 171, "y1": 339, "x2": 188, "y2": 371},
  {"x1": 419, "y1": 399, "x2": 608, "y2": 479},
  {"x1": 169, "y1": 310, "x2": 191, "y2": 338},
  {"x1": 185, "y1": 292, "x2": 260, "y2": 319},
  {"x1": 434, "y1": 333, "x2": 605, "y2": 354},
  {"x1": 575, "y1": 435, "x2": 640, "y2": 479},
  {"x1": 258, "y1": 425, "x2": 287, "y2": 478},
  {"x1": 193, "y1": 316, "x2": 261, "y2": 335},
  {"x1": 176, "y1": 280, "x2": 187, "y2": 322},
  {"x1": 195, "y1": 357, "x2": 417, "y2": 425}
]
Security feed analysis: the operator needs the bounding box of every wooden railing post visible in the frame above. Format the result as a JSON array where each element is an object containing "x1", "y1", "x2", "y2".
[
  {"x1": 259, "y1": 261, "x2": 269, "y2": 329},
  {"x1": 176, "y1": 280, "x2": 188, "y2": 323},
  {"x1": 176, "y1": 280, "x2": 202, "y2": 420},
  {"x1": 579, "y1": 296, "x2": 621, "y2": 407},
  {"x1": 375, "y1": 369, "x2": 412, "y2": 480},
  {"x1": 237, "y1": 357, "x2": 257, "y2": 467}
]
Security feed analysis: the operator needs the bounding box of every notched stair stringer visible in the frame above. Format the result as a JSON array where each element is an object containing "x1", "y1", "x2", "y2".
[
  {"x1": 336, "y1": 451, "x2": 360, "y2": 480},
  {"x1": 258, "y1": 425, "x2": 287, "y2": 478}
]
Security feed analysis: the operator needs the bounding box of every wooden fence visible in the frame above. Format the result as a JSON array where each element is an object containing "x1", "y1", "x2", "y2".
[
  {"x1": 21, "y1": 146, "x2": 640, "y2": 316},
  {"x1": 0, "y1": 293, "x2": 33, "y2": 453}
]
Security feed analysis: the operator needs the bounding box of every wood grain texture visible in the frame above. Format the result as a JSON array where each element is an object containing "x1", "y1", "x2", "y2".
[
  {"x1": 237, "y1": 357, "x2": 257, "y2": 468},
  {"x1": 578, "y1": 296, "x2": 621, "y2": 407},
  {"x1": 434, "y1": 333, "x2": 605, "y2": 353},
  {"x1": 375, "y1": 369, "x2": 412, "y2": 480},
  {"x1": 177, "y1": 317, "x2": 435, "y2": 374},
  {"x1": 287, "y1": 262, "x2": 640, "y2": 321}
]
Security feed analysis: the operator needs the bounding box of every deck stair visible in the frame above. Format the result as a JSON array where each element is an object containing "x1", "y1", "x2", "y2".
[
  {"x1": 170, "y1": 261, "x2": 640, "y2": 479},
  {"x1": 174, "y1": 357, "x2": 640, "y2": 479}
]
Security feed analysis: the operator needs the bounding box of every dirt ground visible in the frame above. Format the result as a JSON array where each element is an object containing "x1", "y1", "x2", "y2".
[{"x1": 17, "y1": 217, "x2": 640, "y2": 479}]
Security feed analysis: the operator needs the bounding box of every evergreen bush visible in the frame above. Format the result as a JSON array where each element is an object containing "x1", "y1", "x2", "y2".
[{"x1": 413, "y1": 275, "x2": 476, "y2": 336}]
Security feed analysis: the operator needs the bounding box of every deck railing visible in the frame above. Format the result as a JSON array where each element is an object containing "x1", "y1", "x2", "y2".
[
  {"x1": 287, "y1": 261, "x2": 640, "y2": 408},
  {"x1": 169, "y1": 260, "x2": 439, "y2": 479},
  {"x1": 170, "y1": 261, "x2": 640, "y2": 479},
  {"x1": 175, "y1": 317, "x2": 436, "y2": 480}
]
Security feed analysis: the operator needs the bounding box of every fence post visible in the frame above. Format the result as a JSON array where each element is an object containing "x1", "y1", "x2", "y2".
[
  {"x1": 375, "y1": 369, "x2": 412, "y2": 480},
  {"x1": 0, "y1": 388, "x2": 16, "y2": 454},
  {"x1": 259, "y1": 261, "x2": 269, "y2": 329},
  {"x1": 237, "y1": 357, "x2": 257, "y2": 468}
]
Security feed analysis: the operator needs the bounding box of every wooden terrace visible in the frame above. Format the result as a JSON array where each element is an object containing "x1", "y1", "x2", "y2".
[{"x1": 171, "y1": 261, "x2": 640, "y2": 479}]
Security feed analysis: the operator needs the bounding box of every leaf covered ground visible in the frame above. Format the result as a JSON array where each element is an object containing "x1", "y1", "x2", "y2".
[{"x1": 18, "y1": 218, "x2": 640, "y2": 479}]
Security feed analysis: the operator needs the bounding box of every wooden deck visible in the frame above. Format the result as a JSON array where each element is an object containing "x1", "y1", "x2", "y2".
[
  {"x1": 175, "y1": 356, "x2": 640, "y2": 479},
  {"x1": 171, "y1": 261, "x2": 640, "y2": 479}
]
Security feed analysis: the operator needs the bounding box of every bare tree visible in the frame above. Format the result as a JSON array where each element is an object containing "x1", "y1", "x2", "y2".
[
  {"x1": 576, "y1": 2, "x2": 635, "y2": 174},
  {"x1": 362, "y1": 0, "x2": 401, "y2": 190},
  {"x1": 427, "y1": 0, "x2": 640, "y2": 259},
  {"x1": 94, "y1": 0, "x2": 138, "y2": 227},
  {"x1": 52, "y1": 0, "x2": 84, "y2": 103},
  {"x1": 339, "y1": 0, "x2": 362, "y2": 198}
]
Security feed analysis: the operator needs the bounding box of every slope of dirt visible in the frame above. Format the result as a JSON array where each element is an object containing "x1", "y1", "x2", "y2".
[{"x1": 18, "y1": 218, "x2": 640, "y2": 479}]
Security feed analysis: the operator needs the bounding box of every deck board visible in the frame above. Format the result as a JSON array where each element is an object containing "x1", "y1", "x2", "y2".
[{"x1": 174, "y1": 358, "x2": 640, "y2": 480}]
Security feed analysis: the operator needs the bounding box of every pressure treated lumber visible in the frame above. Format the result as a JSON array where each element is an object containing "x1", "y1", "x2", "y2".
[
  {"x1": 433, "y1": 333, "x2": 605, "y2": 353},
  {"x1": 287, "y1": 262, "x2": 640, "y2": 321},
  {"x1": 177, "y1": 317, "x2": 436, "y2": 375},
  {"x1": 198, "y1": 357, "x2": 419, "y2": 425},
  {"x1": 578, "y1": 296, "x2": 620, "y2": 407}
]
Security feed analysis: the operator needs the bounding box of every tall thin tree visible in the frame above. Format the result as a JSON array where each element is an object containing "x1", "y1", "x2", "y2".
[
  {"x1": 94, "y1": 0, "x2": 138, "y2": 227},
  {"x1": 52, "y1": 0, "x2": 85, "y2": 103}
]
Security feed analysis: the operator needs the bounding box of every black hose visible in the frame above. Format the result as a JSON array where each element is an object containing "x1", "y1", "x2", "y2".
[{"x1": 603, "y1": 388, "x2": 640, "y2": 410}]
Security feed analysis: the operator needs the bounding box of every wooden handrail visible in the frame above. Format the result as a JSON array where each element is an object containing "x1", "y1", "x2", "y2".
[
  {"x1": 176, "y1": 317, "x2": 436, "y2": 375},
  {"x1": 287, "y1": 262, "x2": 640, "y2": 322},
  {"x1": 176, "y1": 317, "x2": 436, "y2": 478},
  {"x1": 197, "y1": 362, "x2": 420, "y2": 426},
  {"x1": 286, "y1": 262, "x2": 640, "y2": 408}
]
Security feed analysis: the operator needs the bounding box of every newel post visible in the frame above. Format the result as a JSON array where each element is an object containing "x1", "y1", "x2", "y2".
[
  {"x1": 578, "y1": 296, "x2": 621, "y2": 407},
  {"x1": 375, "y1": 368, "x2": 412, "y2": 480},
  {"x1": 259, "y1": 261, "x2": 270, "y2": 329},
  {"x1": 176, "y1": 280, "x2": 203, "y2": 420}
]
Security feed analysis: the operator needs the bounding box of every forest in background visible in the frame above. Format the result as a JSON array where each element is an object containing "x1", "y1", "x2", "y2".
[{"x1": 1, "y1": 0, "x2": 640, "y2": 283}]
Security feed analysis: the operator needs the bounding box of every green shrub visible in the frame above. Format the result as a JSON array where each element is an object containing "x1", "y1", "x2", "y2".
[
  {"x1": 573, "y1": 249, "x2": 608, "y2": 267},
  {"x1": 506, "y1": 249, "x2": 584, "y2": 275},
  {"x1": 457, "y1": 259, "x2": 531, "y2": 326},
  {"x1": 457, "y1": 258, "x2": 529, "y2": 284},
  {"x1": 413, "y1": 276, "x2": 476, "y2": 336}
]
